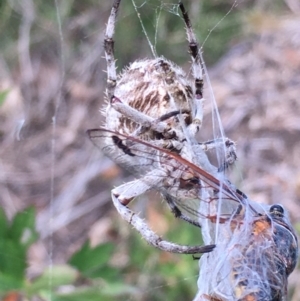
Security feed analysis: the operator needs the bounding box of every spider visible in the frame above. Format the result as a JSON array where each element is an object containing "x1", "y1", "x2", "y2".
[{"x1": 88, "y1": 0, "x2": 236, "y2": 254}]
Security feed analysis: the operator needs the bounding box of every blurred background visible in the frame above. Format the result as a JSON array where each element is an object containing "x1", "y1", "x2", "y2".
[{"x1": 0, "y1": 0, "x2": 300, "y2": 300}]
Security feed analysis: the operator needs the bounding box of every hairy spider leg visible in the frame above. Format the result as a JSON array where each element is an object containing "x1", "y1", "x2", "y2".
[
  {"x1": 110, "y1": 96, "x2": 184, "y2": 150},
  {"x1": 179, "y1": 2, "x2": 238, "y2": 168},
  {"x1": 111, "y1": 190, "x2": 215, "y2": 254},
  {"x1": 179, "y1": 2, "x2": 203, "y2": 98},
  {"x1": 104, "y1": 0, "x2": 121, "y2": 100},
  {"x1": 179, "y1": 1, "x2": 204, "y2": 136},
  {"x1": 163, "y1": 193, "x2": 202, "y2": 228}
]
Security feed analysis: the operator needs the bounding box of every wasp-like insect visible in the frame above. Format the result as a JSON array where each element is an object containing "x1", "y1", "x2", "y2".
[{"x1": 195, "y1": 203, "x2": 298, "y2": 301}]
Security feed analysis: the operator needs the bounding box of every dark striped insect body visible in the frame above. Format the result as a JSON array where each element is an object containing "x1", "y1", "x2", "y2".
[{"x1": 195, "y1": 203, "x2": 298, "y2": 301}]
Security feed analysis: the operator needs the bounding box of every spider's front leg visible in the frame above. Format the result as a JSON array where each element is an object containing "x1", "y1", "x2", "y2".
[
  {"x1": 111, "y1": 170, "x2": 215, "y2": 254},
  {"x1": 179, "y1": 2, "x2": 203, "y2": 99},
  {"x1": 105, "y1": 0, "x2": 122, "y2": 99},
  {"x1": 179, "y1": 2, "x2": 205, "y2": 137},
  {"x1": 110, "y1": 96, "x2": 185, "y2": 150},
  {"x1": 163, "y1": 193, "x2": 202, "y2": 228}
]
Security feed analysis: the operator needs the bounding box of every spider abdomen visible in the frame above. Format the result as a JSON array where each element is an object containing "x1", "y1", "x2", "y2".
[{"x1": 105, "y1": 57, "x2": 194, "y2": 137}]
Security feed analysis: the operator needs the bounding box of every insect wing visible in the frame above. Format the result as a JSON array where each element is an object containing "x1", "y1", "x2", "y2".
[{"x1": 88, "y1": 128, "x2": 167, "y2": 176}]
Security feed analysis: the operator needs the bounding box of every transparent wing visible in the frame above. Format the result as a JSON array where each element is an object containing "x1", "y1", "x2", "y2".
[{"x1": 88, "y1": 127, "x2": 165, "y2": 177}]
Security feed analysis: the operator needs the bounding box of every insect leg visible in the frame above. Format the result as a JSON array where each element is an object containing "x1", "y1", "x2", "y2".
[
  {"x1": 105, "y1": 0, "x2": 121, "y2": 100},
  {"x1": 199, "y1": 138, "x2": 237, "y2": 171}
]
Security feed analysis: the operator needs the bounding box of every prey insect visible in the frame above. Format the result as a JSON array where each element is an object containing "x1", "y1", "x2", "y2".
[
  {"x1": 89, "y1": 129, "x2": 297, "y2": 300},
  {"x1": 195, "y1": 203, "x2": 298, "y2": 301}
]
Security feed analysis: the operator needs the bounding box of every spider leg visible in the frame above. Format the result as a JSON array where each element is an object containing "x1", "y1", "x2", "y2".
[
  {"x1": 163, "y1": 193, "x2": 202, "y2": 228},
  {"x1": 105, "y1": 0, "x2": 121, "y2": 100},
  {"x1": 156, "y1": 109, "x2": 190, "y2": 123},
  {"x1": 179, "y1": 1, "x2": 203, "y2": 98},
  {"x1": 112, "y1": 169, "x2": 167, "y2": 205},
  {"x1": 111, "y1": 178, "x2": 215, "y2": 254},
  {"x1": 179, "y1": 2, "x2": 204, "y2": 137},
  {"x1": 180, "y1": 3, "x2": 237, "y2": 169},
  {"x1": 111, "y1": 96, "x2": 168, "y2": 133},
  {"x1": 111, "y1": 192, "x2": 215, "y2": 254},
  {"x1": 111, "y1": 96, "x2": 186, "y2": 150}
]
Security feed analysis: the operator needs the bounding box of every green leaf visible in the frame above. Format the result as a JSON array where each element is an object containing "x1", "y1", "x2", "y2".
[
  {"x1": 0, "y1": 90, "x2": 9, "y2": 106},
  {"x1": 0, "y1": 207, "x2": 39, "y2": 289},
  {"x1": 0, "y1": 207, "x2": 8, "y2": 238},
  {"x1": 10, "y1": 207, "x2": 38, "y2": 248},
  {"x1": 0, "y1": 273, "x2": 23, "y2": 293},
  {"x1": 0, "y1": 239, "x2": 27, "y2": 283},
  {"x1": 68, "y1": 242, "x2": 115, "y2": 279},
  {"x1": 86, "y1": 265, "x2": 119, "y2": 281}
]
